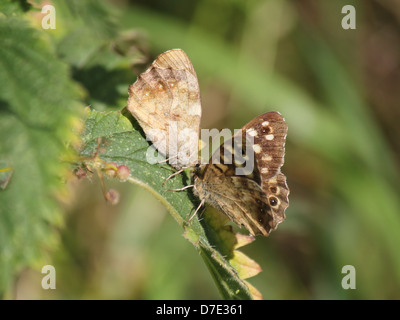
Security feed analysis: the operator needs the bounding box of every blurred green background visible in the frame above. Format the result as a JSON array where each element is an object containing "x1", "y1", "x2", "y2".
[{"x1": 1, "y1": 0, "x2": 400, "y2": 299}]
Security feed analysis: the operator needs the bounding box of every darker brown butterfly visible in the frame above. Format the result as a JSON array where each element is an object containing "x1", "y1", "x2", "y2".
[{"x1": 192, "y1": 112, "x2": 289, "y2": 236}]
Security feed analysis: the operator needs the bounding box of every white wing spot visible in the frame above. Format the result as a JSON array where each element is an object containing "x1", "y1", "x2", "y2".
[
  {"x1": 252, "y1": 144, "x2": 262, "y2": 153},
  {"x1": 269, "y1": 178, "x2": 277, "y2": 184},
  {"x1": 262, "y1": 121, "x2": 269, "y2": 127},
  {"x1": 247, "y1": 129, "x2": 258, "y2": 137},
  {"x1": 266, "y1": 134, "x2": 274, "y2": 141},
  {"x1": 261, "y1": 167, "x2": 269, "y2": 174},
  {"x1": 262, "y1": 155, "x2": 272, "y2": 161}
]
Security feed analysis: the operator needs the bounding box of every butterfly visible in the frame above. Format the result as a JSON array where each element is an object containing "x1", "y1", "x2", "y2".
[
  {"x1": 127, "y1": 49, "x2": 201, "y2": 169},
  {"x1": 193, "y1": 112, "x2": 289, "y2": 236},
  {"x1": 127, "y1": 49, "x2": 289, "y2": 236}
]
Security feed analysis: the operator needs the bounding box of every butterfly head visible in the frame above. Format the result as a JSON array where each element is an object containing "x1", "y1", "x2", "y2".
[{"x1": 190, "y1": 163, "x2": 204, "y2": 180}]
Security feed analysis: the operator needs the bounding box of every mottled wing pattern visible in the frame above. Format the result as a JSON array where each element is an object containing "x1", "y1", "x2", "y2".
[
  {"x1": 127, "y1": 49, "x2": 201, "y2": 169},
  {"x1": 196, "y1": 164, "x2": 278, "y2": 236},
  {"x1": 241, "y1": 112, "x2": 289, "y2": 227},
  {"x1": 194, "y1": 112, "x2": 289, "y2": 236}
]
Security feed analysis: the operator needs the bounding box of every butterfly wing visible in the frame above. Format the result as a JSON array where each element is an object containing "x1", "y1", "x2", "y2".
[
  {"x1": 127, "y1": 49, "x2": 201, "y2": 169},
  {"x1": 194, "y1": 112, "x2": 289, "y2": 236},
  {"x1": 195, "y1": 164, "x2": 278, "y2": 236},
  {"x1": 241, "y1": 112, "x2": 289, "y2": 225}
]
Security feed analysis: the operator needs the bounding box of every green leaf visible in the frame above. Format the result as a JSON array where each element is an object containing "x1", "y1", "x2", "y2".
[
  {"x1": 53, "y1": 0, "x2": 142, "y2": 110},
  {"x1": 0, "y1": 0, "x2": 31, "y2": 17},
  {"x1": 78, "y1": 109, "x2": 262, "y2": 300},
  {"x1": 0, "y1": 16, "x2": 82, "y2": 295}
]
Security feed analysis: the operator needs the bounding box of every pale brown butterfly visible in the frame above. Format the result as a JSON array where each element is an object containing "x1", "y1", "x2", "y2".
[{"x1": 127, "y1": 49, "x2": 201, "y2": 169}]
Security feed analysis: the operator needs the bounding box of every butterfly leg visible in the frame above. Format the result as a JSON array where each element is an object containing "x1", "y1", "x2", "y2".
[
  {"x1": 188, "y1": 198, "x2": 206, "y2": 222},
  {"x1": 168, "y1": 184, "x2": 194, "y2": 192},
  {"x1": 162, "y1": 168, "x2": 185, "y2": 187}
]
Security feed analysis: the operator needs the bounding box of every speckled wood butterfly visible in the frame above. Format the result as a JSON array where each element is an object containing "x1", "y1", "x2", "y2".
[
  {"x1": 193, "y1": 112, "x2": 289, "y2": 236},
  {"x1": 127, "y1": 49, "x2": 201, "y2": 169},
  {"x1": 127, "y1": 49, "x2": 289, "y2": 236}
]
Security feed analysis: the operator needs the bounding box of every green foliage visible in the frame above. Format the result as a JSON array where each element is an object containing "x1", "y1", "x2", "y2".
[{"x1": 0, "y1": 13, "x2": 82, "y2": 294}]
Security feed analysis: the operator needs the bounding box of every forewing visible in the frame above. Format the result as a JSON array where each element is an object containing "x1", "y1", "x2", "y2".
[{"x1": 242, "y1": 112, "x2": 287, "y2": 181}]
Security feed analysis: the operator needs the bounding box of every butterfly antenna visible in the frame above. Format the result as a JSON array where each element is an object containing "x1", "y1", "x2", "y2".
[{"x1": 155, "y1": 154, "x2": 178, "y2": 165}]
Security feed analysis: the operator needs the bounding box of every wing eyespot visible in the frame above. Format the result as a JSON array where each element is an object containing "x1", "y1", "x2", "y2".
[{"x1": 269, "y1": 196, "x2": 279, "y2": 207}]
